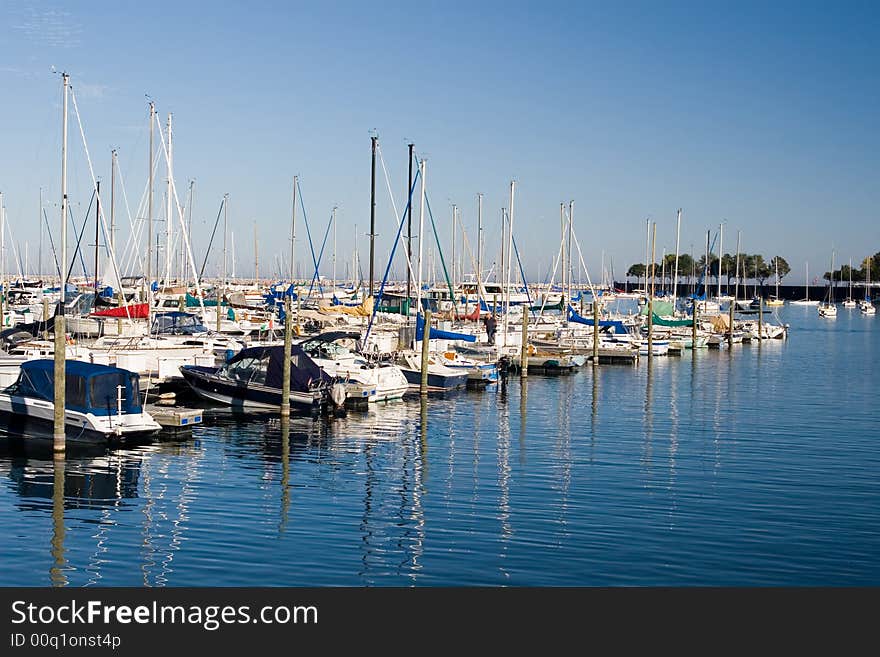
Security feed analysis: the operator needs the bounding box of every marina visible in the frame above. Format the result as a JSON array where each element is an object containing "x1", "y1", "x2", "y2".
[
  {"x1": 1, "y1": 305, "x2": 878, "y2": 586},
  {"x1": 1, "y1": 3, "x2": 878, "y2": 599}
]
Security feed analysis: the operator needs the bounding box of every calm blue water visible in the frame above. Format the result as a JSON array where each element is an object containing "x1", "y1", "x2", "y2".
[{"x1": 1, "y1": 305, "x2": 878, "y2": 586}]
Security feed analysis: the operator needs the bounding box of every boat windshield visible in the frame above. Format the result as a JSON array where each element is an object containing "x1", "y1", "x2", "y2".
[
  {"x1": 223, "y1": 354, "x2": 269, "y2": 384},
  {"x1": 89, "y1": 372, "x2": 142, "y2": 414},
  {"x1": 302, "y1": 340, "x2": 350, "y2": 360}
]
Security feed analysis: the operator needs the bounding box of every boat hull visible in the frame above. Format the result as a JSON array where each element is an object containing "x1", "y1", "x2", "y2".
[
  {"x1": 400, "y1": 368, "x2": 468, "y2": 392},
  {"x1": 179, "y1": 366, "x2": 327, "y2": 413},
  {"x1": 0, "y1": 394, "x2": 160, "y2": 444}
]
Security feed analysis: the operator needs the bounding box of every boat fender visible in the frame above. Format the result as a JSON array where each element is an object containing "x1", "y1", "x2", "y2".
[{"x1": 330, "y1": 382, "x2": 347, "y2": 408}]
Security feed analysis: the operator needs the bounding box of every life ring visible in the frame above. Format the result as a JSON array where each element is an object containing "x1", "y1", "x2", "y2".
[{"x1": 66, "y1": 335, "x2": 76, "y2": 345}]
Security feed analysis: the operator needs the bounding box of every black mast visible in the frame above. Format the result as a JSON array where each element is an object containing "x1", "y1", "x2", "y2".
[{"x1": 94, "y1": 180, "x2": 100, "y2": 292}]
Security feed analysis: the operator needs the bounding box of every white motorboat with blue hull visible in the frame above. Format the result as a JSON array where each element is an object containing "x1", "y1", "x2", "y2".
[
  {"x1": 180, "y1": 345, "x2": 339, "y2": 414},
  {"x1": 0, "y1": 360, "x2": 161, "y2": 444}
]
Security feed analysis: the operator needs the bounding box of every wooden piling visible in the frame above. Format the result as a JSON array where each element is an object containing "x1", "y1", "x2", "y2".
[
  {"x1": 647, "y1": 223, "x2": 656, "y2": 360},
  {"x1": 42, "y1": 298, "x2": 49, "y2": 339},
  {"x1": 281, "y1": 296, "x2": 292, "y2": 417},
  {"x1": 728, "y1": 303, "x2": 734, "y2": 347},
  {"x1": 420, "y1": 309, "x2": 431, "y2": 396},
  {"x1": 520, "y1": 309, "x2": 529, "y2": 377},
  {"x1": 215, "y1": 288, "x2": 222, "y2": 333},
  {"x1": 692, "y1": 300, "x2": 698, "y2": 347},
  {"x1": 758, "y1": 299, "x2": 763, "y2": 342},
  {"x1": 592, "y1": 299, "x2": 599, "y2": 364}
]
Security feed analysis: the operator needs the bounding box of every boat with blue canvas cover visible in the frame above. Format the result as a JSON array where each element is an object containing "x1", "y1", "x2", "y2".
[{"x1": 0, "y1": 360, "x2": 161, "y2": 443}]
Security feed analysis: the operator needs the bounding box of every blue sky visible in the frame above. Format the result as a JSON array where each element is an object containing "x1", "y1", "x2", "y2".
[{"x1": 1, "y1": 1, "x2": 877, "y2": 284}]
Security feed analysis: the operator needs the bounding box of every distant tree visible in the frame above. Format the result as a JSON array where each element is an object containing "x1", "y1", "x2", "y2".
[
  {"x1": 677, "y1": 254, "x2": 695, "y2": 286},
  {"x1": 720, "y1": 253, "x2": 737, "y2": 287},
  {"x1": 769, "y1": 256, "x2": 791, "y2": 281},
  {"x1": 627, "y1": 264, "x2": 646, "y2": 285},
  {"x1": 662, "y1": 253, "x2": 678, "y2": 284}
]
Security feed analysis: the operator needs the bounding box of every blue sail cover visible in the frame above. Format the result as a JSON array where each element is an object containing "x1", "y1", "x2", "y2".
[
  {"x1": 415, "y1": 314, "x2": 476, "y2": 342},
  {"x1": 566, "y1": 305, "x2": 628, "y2": 334},
  {"x1": 15, "y1": 360, "x2": 143, "y2": 416}
]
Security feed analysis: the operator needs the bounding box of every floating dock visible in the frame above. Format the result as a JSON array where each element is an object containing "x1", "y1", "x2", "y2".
[{"x1": 146, "y1": 405, "x2": 204, "y2": 431}]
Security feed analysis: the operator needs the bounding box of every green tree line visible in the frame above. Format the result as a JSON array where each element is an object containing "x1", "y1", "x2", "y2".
[{"x1": 626, "y1": 254, "x2": 791, "y2": 287}]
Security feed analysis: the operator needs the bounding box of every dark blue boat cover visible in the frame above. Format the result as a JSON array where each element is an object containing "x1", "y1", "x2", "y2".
[
  {"x1": 226, "y1": 345, "x2": 332, "y2": 391},
  {"x1": 15, "y1": 359, "x2": 143, "y2": 416}
]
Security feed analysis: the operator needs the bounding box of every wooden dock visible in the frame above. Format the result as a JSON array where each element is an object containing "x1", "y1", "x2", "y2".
[
  {"x1": 146, "y1": 405, "x2": 204, "y2": 432},
  {"x1": 588, "y1": 349, "x2": 639, "y2": 365}
]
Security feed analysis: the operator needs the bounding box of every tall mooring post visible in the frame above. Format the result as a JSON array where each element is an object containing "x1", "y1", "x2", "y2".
[
  {"x1": 281, "y1": 296, "x2": 292, "y2": 418},
  {"x1": 420, "y1": 309, "x2": 431, "y2": 396}
]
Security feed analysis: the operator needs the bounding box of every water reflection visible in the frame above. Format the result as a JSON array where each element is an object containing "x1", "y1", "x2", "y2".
[
  {"x1": 50, "y1": 456, "x2": 67, "y2": 587},
  {"x1": 1, "y1": 308, "x2": 877, "y2": 586}
]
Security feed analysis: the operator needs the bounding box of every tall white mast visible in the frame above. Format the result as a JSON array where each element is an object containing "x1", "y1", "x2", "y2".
[
  {"x1": 147, "y1": 100, "x2": 154, "y2": 307},
  {"x1": 290, "y1": 176, "x2": 297, "y2": 283},
  {"x1": 332, "y1": 205, "x2": 337, "y2": 294},
  {"x1": 222, "y1": 193, "x2": 229, "y2": 288},
  {"x1": 560, "y1": 203, "x2": 566, "y2": 301},
  {"x1": 416, "y1": 158, "x2": 427, "y2": 318},
  {"x1": 164, "y1": 113, "x2": 173, "y2": 285},
  {"x1": 567, "y1": 200, "x2": 574, "y2": 301},
  {"x1": 673, "y1": 208, "x2": 681, "y2": 306},
  {"x1": 644, "y1": 217, "x2": 650, "y2": 293},
  {"x1": 477, "y1": 193, "x2": 483, "y2": 296},
  {"x1": 451, "y1": 204, "x2": 456, "y2": 294},
  {"x1": 717, "y1": 221, "x2": 723, "y2": 300},
  {"x1": 503, "y1": 180, "x2": 515, "y2": 343}
]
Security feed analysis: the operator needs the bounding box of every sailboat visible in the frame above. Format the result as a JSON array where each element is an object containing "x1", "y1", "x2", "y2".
[
  {"x1": 766, "y1": 258, "x2": 785, "y2": 306},
  {"x1": 860, "y1": 256, "x2": 876, "y2": 315},
  {"x1": 843, "y1": 258, "x2": 856, "y2": 308},
  {"x1": 791, "y1": 262, "x2": 819, "y2": 306},
  {"x1": 818, "y1": 251, "x2": 837, "y2": 317}
]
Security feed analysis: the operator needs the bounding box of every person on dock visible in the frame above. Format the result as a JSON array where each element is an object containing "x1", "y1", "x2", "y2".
[{"x1": 484, "y1": 313, "x2": 497, "y2": 345}]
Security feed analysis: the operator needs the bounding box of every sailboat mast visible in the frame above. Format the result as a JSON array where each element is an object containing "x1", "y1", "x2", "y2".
[
  {"x1": 451, "y1": 204, "x2": 456, "y2": 293},
  {"x1": 503, "y1": 180, "x2": 515, "y2": 344},
  {"x1": 254, "y1": 220, "x2": 259, "y2": 283},
  {"x1": 93, "y1": 180, "x2": 100, "y2": 291},
  {"x1": 406, "y1": 143, "x2": 414, "y2": 305},
  {"x1": 567, "y1": 200, "x2": 573, "y2": 302},
  {"x1": 477, "y1": 193, "x2": 483, "y2": 295},
  {"x1": 673, "y1": 208, "x2": 681, "y2": 305},
  {"x1": 734, "y1": 231, "x2": 742, "y2": 304},
  {"x1": 165, "y1": 113, "x2": 173, "y2": 285},
  {"x1": 54, "y1": 72, "x2": 70, "y2": 451},
  {"x1": 560, "y1": 203, "x2": 565, "y2": 305},
  {"x1": 415, "y1": 158, "x2": 427, "y2": 318},
  {"x1": 223, "y1": 193, "x2": 229, "y2": 289},
  {"x1": 369, "y1": 135, "x2": 377, "y2": 297},
  {"x1": 332, "y1": 206, "x2": 337, "y2": 294},
  {"x1": 39, "y1": 187, "x2": 43, "y2": 279},
  {"x1": 717, "y1": 222, "x2": 723, "y2": 300},
  {"x1": 110, "y1": 150, "x2": 116, "y2": 261},
  {"x1": 147, "y1": 100, "x2": 154, "y2": 306},
  {"x1": 290, "y1": 176, "x2": 297, "y2": 283}
]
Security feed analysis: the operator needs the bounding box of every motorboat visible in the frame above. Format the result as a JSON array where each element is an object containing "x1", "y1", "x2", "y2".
[
  {"x1": 180, "y1": 344, "x2": 342, "y2": 413},
  {"x1": 0, "y1": 359, "x2": 161, "y2": 443}
]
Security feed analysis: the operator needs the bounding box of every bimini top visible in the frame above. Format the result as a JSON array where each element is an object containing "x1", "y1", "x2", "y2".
[
  {"x1": 224, "y1": 345, "x2": 332, "y2": 391},
  {"x1": 13, "y1": 359, "x2": 143, "y2": 417}
]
